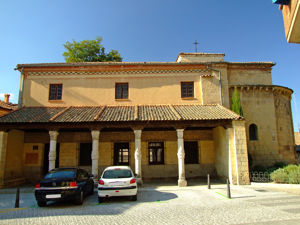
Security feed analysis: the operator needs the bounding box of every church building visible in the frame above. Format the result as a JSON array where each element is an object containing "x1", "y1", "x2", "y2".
[{"x1": 0, "y1": 53, "x2": 296, "y2": 187}]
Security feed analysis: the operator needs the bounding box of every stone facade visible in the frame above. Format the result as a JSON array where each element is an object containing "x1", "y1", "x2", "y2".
[{"x1": 0, "y1": 52, "x2": 297, "y2": 187}]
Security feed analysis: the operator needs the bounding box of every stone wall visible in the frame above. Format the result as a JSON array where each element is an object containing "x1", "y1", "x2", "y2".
[
  {"x1": 274, "y1": 91, "x2": 297, "y2": 163},
  {"x1": 5, "y1": 130, "x2": 24, "y2": 180},
  {"x1": 232, "y1": 121, "x2": 250, "y2": 185},
  {"x1": 213, "y1": 126, "x2": 229, "y2": 179},
  {"x1": 233, "y1": 88, "x2": 279, "y2": 167},
  {"x1": 0, "y1": 131, "x2": 8, "y2": 187}
]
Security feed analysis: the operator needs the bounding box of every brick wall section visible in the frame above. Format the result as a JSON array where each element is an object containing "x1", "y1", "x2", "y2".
[{"x1": 232, "y1": 120, "x2": 250, "y2": 185}]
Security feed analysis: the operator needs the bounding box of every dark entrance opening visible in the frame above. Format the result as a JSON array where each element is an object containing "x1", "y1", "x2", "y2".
[
  {"x1": 43, "y1": 143, "x2": 60, "y2": 175},
  {"x1": 114, "y1": 142, "x2": 130, "y2": 165},
  {"x1": 184, "y1": 141, "x2": 199, "y2": 164},
  {"x1": 79, "y1": 143, "x2": 92, "y2": 166}
]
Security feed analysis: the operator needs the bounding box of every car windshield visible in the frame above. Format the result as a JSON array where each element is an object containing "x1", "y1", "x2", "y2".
[
  {"x1": 102, "y1": 169, "x2": 132, "y2": 179},
  {"x1": 44, "y1": 170, "x2": 76, "y2": 179}
]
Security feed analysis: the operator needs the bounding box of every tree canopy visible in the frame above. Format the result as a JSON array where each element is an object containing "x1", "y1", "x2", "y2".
[
  {"x1": 62, "y1": 37, "x2": 122, "y2": 63},
  {"x1": 232, "y1": 86, "x2": 243, "y2": 116}
]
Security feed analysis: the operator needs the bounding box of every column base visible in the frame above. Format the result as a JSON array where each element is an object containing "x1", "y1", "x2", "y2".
[{"x1": 178, "y1": 179, "x2": 187, "y2": 187}]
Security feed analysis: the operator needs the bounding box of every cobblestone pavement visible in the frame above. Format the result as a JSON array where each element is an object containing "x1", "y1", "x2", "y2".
[{"x1": 1, "y1": 182, "x2": 300, "y2": 225}]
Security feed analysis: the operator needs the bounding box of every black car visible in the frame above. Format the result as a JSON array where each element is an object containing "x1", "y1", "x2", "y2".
[{"x1": 35, "y1": 168, "x2": 94, "y2": 207}]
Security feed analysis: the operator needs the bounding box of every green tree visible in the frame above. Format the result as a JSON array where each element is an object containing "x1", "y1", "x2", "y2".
[
  {"x1": 232, "y1": 86, "x2": 243, "y2": 116},
  {"x1": 62, "y1": 37, "x2": 122, "y2": 62}
]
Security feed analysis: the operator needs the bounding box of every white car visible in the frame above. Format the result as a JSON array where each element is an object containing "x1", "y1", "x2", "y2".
[{"x1": 98, "y1": 166, "x2": 138, "y2": 202}]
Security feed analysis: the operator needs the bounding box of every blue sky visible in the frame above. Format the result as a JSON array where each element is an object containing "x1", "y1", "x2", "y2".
[{"x1": 0, "y1": 0, "x2": 299, "y2": 131}]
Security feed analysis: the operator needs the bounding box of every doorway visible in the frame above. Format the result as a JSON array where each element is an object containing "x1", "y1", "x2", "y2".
[{"x1": 114, "y1": 142, "x2": 130, "y2": 165}]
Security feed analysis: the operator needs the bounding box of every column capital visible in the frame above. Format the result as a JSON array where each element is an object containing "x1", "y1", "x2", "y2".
[
  {"x1": 49, "y1": 131, "x2": 59, "y2": 141},
  {"x1": 134, "y1": 129, "x2": 142, "y2": 139},
  {"x1": 91, "y1": 130, "x2": 100, "y2": 140},
  {"x1": 176, "y1": 129, "x2": 184, "y2": 139}
]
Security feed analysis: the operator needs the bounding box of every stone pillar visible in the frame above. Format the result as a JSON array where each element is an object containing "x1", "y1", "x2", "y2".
[
  {"x1": 232, "y1": 120, "x2": 250, "y2": 185},
  {"x1": 177, "y1": 129, "x2": 187, "y2": 187},
  {"x1": 91, "y1": 130, "x2": 100, "y2": 180},
  {"x1": 0, "y1": 131, "x2": 8, "y2": 187},
  {"x1": 48, "y1": 131, "x2": 59, "y2": 171},
  {"x1": 134, "y1": 130, "x2": 142, "y2": 183}
]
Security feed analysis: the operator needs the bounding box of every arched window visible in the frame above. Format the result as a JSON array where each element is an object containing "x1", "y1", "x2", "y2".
[{"x1": 249, "y1": 124, "x2": 258, "y2": 141}]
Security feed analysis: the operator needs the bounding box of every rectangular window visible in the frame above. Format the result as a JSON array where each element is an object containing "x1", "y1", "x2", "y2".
[
  {"x1": 184, "y1": 141, "x2": 198, "y2": 164},
  {"x1": 49, "y1": 84, "x2": 63, "y2": 100},
  {"x1": 114, "y1": 142, "x2": 129, "y2": 165},
  {"x1": 148, "y1": 142, "x2": 164, "y2": 164},
  {"x1": 181, "y1": 82, "x2": 194, "y2": 98},
  {"x1": 79, "y1": 143, "x2": 92, "y2": 166},
  {"x1": 115, "y1": 83, "x2": 128, "y2": 99}
]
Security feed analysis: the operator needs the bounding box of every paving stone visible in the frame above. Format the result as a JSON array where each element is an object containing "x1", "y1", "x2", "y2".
[{"x1": 1, "y1": 183, "x2": 300, "y2": 224}]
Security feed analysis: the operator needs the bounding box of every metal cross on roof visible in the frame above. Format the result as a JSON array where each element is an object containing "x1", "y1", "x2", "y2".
[{"x1": 193, "y1": 40, "x2": 199, "y2": 53}]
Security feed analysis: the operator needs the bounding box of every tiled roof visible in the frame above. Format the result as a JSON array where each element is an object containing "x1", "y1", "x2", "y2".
[
  {"x1": 15, "y1": 61, "x2": 274, "y2": 69},
  {"x1": 97, "y1": 106, "x2": 135, "y2": 122},
  {"x1": 0, "y1": 107, "x2": 64, "y2": 123},
  {"x1": 0, "y1": 104, "x2": 241, "y2": 124},
  {"x1": 138, "y1": 105, "x2": 180, "y2": 121},
  {"x1": 54, "y1": 107, "x2": 102, "y2": 122},
  {"x1": 173, "y1": 105, "x2": 240, "y2": 120},
  {"x1": 0, "y1": 100, "x2": 17, "y2": 110}
]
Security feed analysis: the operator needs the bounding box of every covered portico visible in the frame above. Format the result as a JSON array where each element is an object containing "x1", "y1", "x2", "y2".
[{"x1": 0, "y1": 104, "x2": 250, "y2": 188}]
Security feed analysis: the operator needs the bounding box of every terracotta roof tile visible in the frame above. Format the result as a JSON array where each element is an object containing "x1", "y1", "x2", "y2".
[
  {"x1": 0, "y1": 104, "x2": 241, "y2": 124},
  {"x1": 54, "y1": 107, "x2": 102, "y2": 122},
  {"x1": 96, "y1": 106, "x2": 135, "y2": 121},
  {"x1": 173, "y1": 105, "x2": 240, "y2": 120},
  {"x1": 138, "y1": 105, "x2": 179, "y2": 121},
  {"x1": 0, "y1": 107, "x2": 65, "y2": 123}
]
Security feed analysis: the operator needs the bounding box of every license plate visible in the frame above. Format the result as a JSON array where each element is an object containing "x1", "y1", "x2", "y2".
[
  {"x1": 46, "y1": 194, "x2": 61, "y2": 199},
  {"x1": 109, "y1": 181, "x2": 124, "y2": 186}
]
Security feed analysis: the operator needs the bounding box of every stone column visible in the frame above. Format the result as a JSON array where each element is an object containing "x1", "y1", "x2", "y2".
[
  {"x1": 177, "y1": 129, "x2": 187, "y2": 187},
  {"x1": 134, "y1": 130, "x2": 142, "y2": 183},
  {"x1": 91, "y1": 130, "x2": 100, "y2": 180},
  {"x1": 0, "y1": 131, "x2": 8, "y2": 187},
  {"x1": 48, "y1": 131, "x2": 59, "y2": 171}
]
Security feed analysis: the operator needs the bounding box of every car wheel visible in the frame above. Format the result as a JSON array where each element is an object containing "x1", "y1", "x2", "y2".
[
  {"x1": 75, "y1": 191, "x2": 84, "y2": 205},
  {"x1": 131, "y1": 195, "x2": 137, "y2": 201},
  {"x1": 37, "y1": 200, "x2": 47, "y2": 207},
  {"x1": 98, "y1": 197, "x2": 105, "y2": 203}
]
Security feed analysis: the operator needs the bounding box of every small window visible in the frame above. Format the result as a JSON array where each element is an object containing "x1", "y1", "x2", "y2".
[
  {"x1": 115, "y1": 83, "x2": 128, "y2": 99},
  {"x1": 184, "y1": 141, "x2": 198, "y2": 164},
  {"x1": 49, "y1": 84, "x2": 63, "y2": 100},
  {"x1": 181, "y1": 82, "x2": 194, "y2": 98},
  {"x1": 79, "y1": 143, "x2": 92, "y2": 166},
  {"x1": 148, "y1": 142, "x2": 164, "y2": 164},
  {"x1": 249, "y1": 124, "x2": 258, "y2": 141}
]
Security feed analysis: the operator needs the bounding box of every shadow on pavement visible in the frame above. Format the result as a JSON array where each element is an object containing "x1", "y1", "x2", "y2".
[{"x1": 0, "y1": 189, "x2": 178, "y2": 219}]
